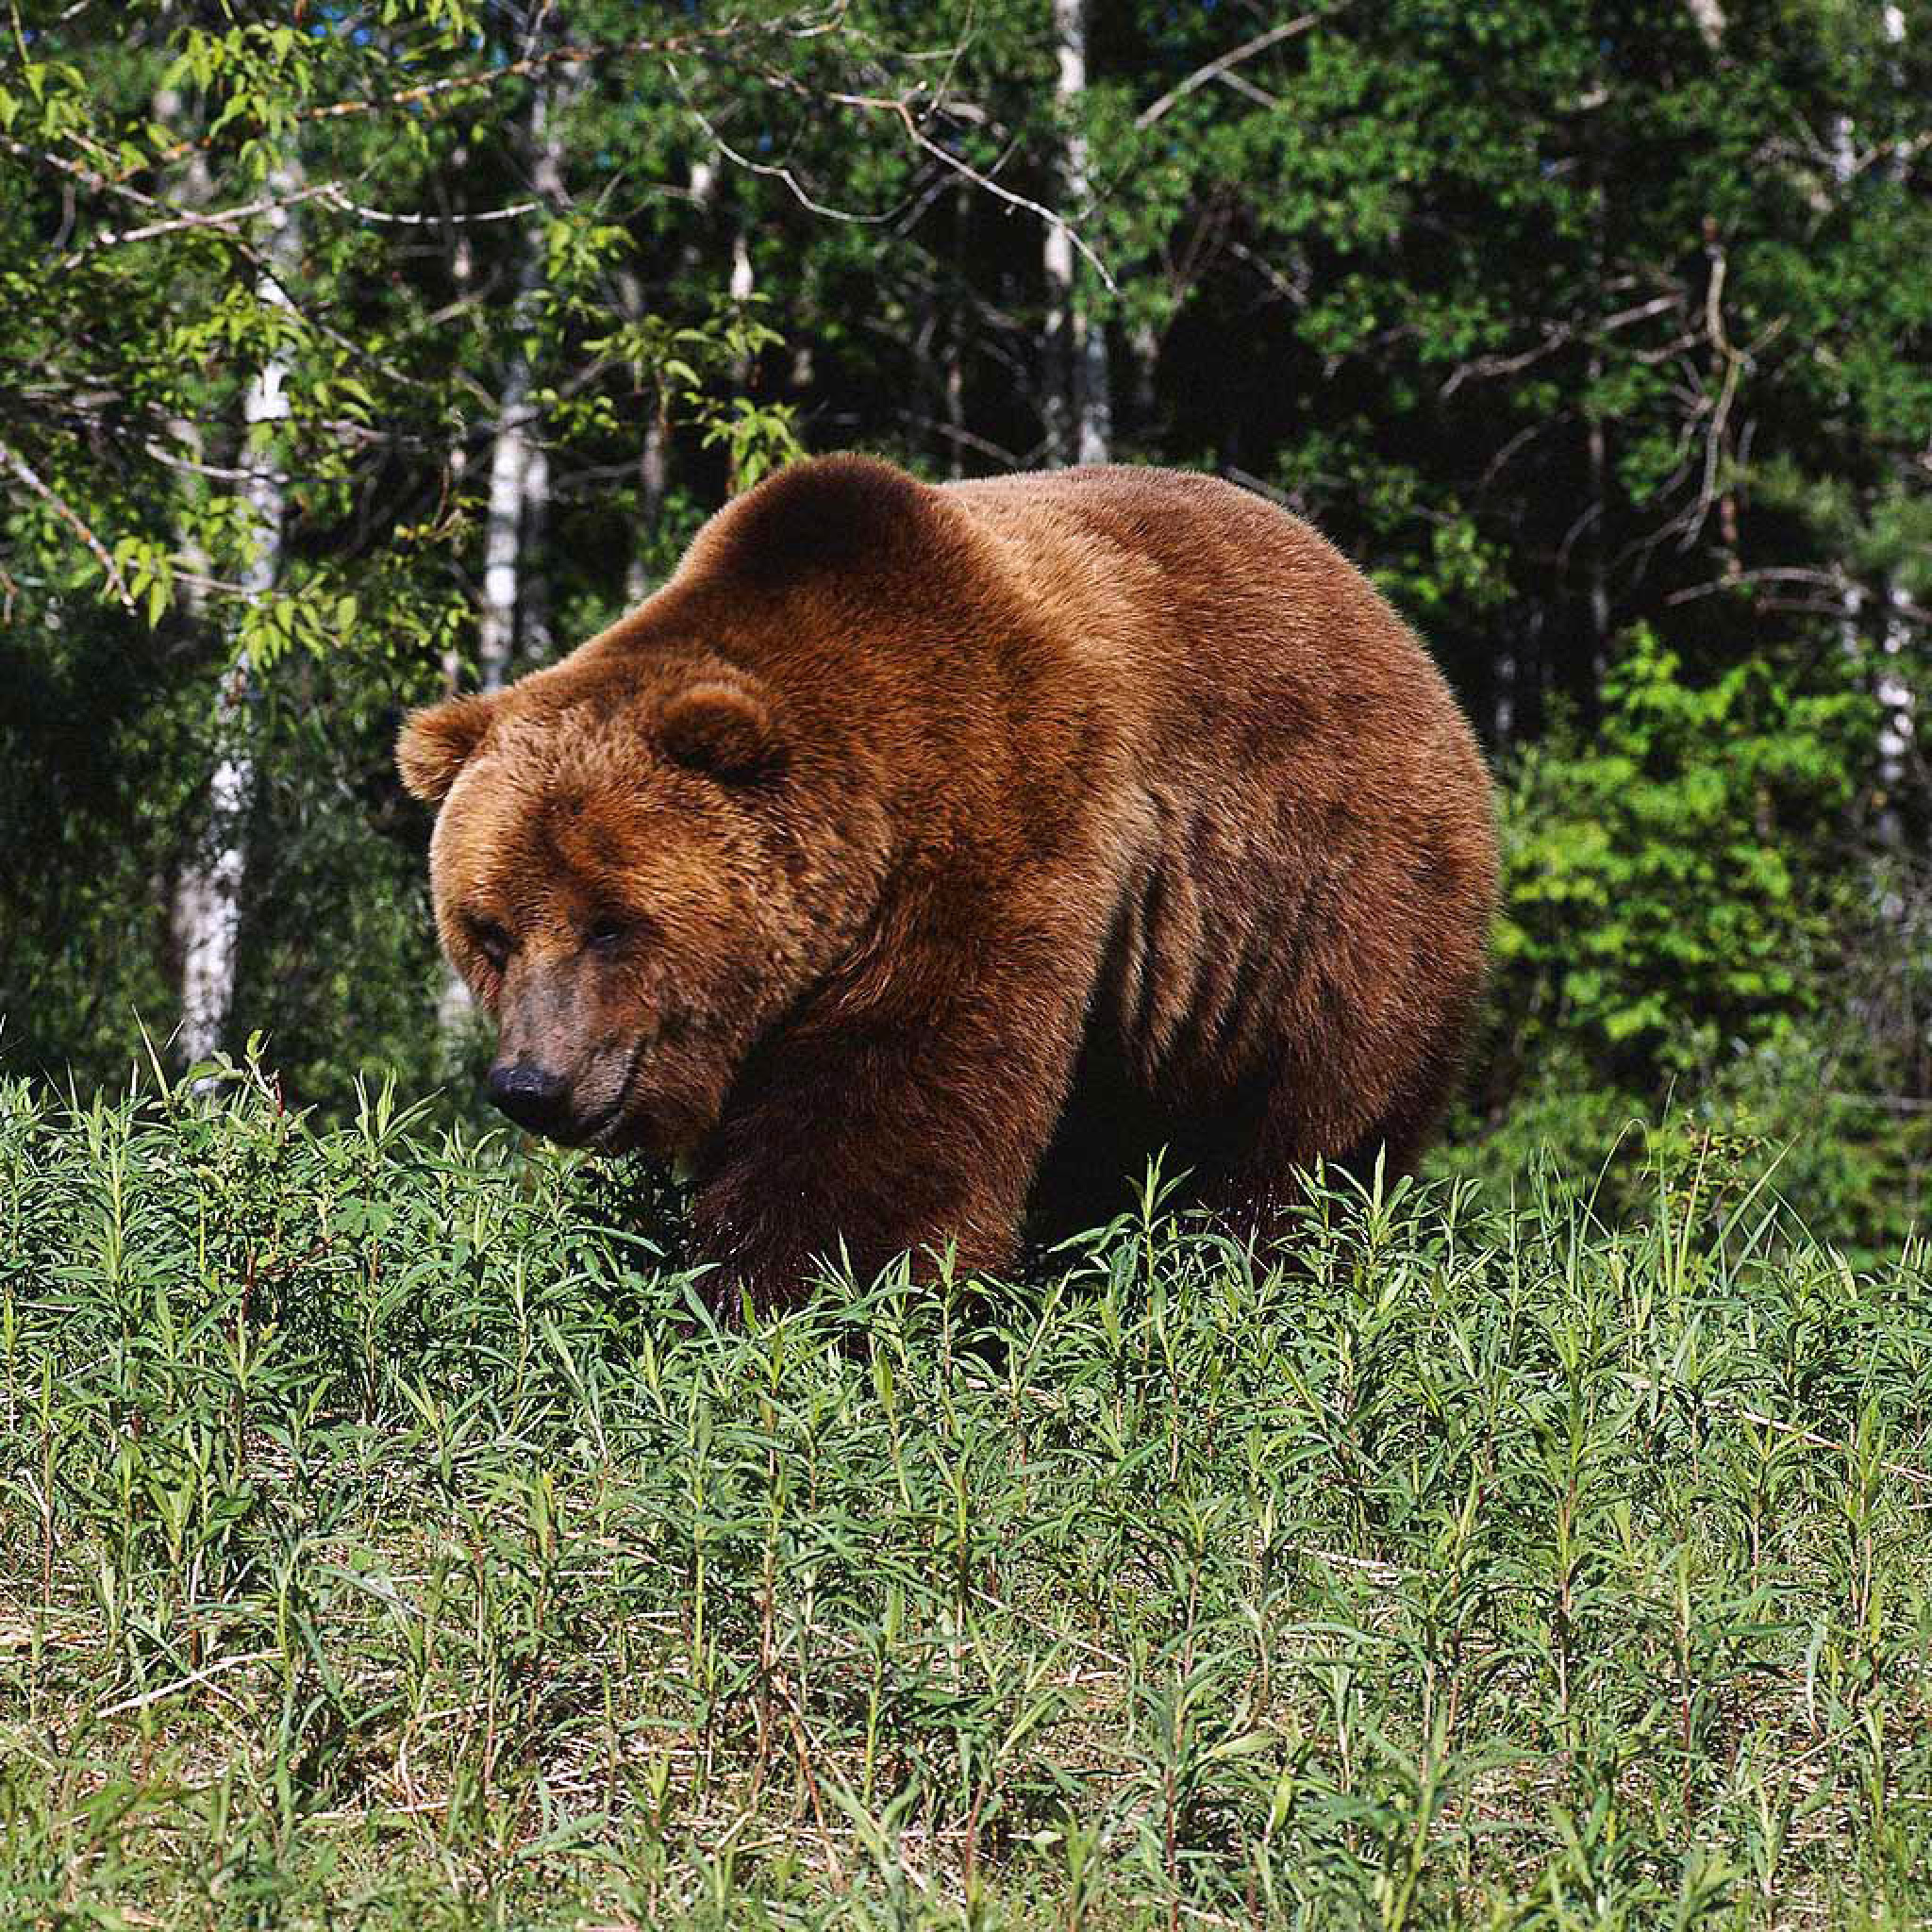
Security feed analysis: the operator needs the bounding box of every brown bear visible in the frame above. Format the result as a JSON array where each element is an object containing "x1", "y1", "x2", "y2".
[{"x1": 398, "y1": 457, "x2": 1497, "y2": 1308}]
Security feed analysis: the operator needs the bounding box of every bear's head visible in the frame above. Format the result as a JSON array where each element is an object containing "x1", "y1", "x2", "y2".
[
  {"x1": 397, "y1": 657, "x2": 863, "y2": 1158},
  {"x1": 397, "y1": 456, "x2": 971, "y2": 1155}
]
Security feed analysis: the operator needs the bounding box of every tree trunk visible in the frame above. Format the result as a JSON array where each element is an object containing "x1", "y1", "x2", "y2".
[
  {"x1": 1876, "y1": 583, "x2": 1912, "y2": 849},
  {"x1": 170, "y1": 159, "x2": 300, "y2": 1073},
  {"x1": 1874, "y1": 3, "x2": 1913, "y2": 846},
  {"x1": 629, "y1": 406, "x2": 669, "y2": 608},
  {"x1": 520, "y1": 436, "x2": 553, "y2": 663},
  {"x1": 1129, "y1": 318, "x2": 1159, "y2": 440},
  {"x1": 1043, "y1": 0, "x2": 1109, "y2": 465},
  {"x1": 939, "y1": 180, "x2": 972, "y2": 477},
  {"x1": 724, "y1": 222, "x2": 758, "y2": 490},
  {"x1": 1585, "y1": 347, "x2": 1611, "y2": 689},
  {"x1": 475, "y1": 328, "x2": 534, "y2": 694},
  {"x1": 1829, "y1": 3, "x2": 1914, "y2": 850},
  {"x1": 1579, "y1": 104, "x2": 1611, "y2": 702},
  {"x1": 1683, "y1": 0, "x2": 1724, "y2": 51}
]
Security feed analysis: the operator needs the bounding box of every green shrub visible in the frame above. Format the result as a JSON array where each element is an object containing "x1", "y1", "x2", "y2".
[
  {"x1": 1453, "y1": 629, "x2": 1913, "y2": 1250},
  {"x1": 1492, "y1": 625, "x2": 1867, "y2": 1088}
]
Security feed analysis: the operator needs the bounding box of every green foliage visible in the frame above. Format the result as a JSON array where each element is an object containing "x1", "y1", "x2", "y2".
[
  {"x1": 1447, "y1": 634, "x2": 1915, "y2": 1248},
  {"x1": 1495, "y1": 627, "x2": 1867, "y2": 1082},
  {"x1": 6, "y1": 1066, "x2": 1932, "y2": 1925}
]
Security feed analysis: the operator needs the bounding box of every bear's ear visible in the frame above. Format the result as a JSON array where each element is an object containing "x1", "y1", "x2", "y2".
[
  {"x1": 396, "y1": 693, "x2": 498, "y2": 806},
  {"x1": 658, "y1": 679, "x2": 785, "y2": 784},
  {"x1": 695, "y1": 454, "x2": 934, "y2": 590}
]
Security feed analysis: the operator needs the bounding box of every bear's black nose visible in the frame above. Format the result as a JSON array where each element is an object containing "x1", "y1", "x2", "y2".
[{"x1": 487, "y1": 1062, "x2": 571, "y2": 1136}]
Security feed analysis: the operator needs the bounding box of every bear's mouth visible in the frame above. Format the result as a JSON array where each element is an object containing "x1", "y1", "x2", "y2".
[
  {"x1": 589, "y1": 1104, "x2": 699, "y2": 1162},
  {"x1": 571, "y1": 1097, "x2": 629, "y2": 1148},
  {"x1": 575, "y1": 1032, "x2": 654, "y2": 1148},
  {"x1": 509, "y1": 1035, "x2": 649, "y2": 1152}
]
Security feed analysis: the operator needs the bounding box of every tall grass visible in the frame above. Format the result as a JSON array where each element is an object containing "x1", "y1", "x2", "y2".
[{"x1": 3, "y1": 1058, "x2": 1930, "y2": 1928}]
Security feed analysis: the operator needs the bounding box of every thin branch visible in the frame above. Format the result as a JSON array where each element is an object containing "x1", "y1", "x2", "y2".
[
  {"x1": 1441, "y1": 327, "x2": 1574, "y2": 398},
  {"x1": 819, "y1": 86, "x2": 1122, "y2": 293},
  {"x1": 1666, "y1": 565, "x2": 1927, "y2": 613},
  {"x1": 95, "y1": 1649, "x2": 279, "y2": 1719},
  {"x1": 53, "y1": 181, "x2": 342, "y2": 274},
  {"x1": 317, "y1": 188, "x2": 541, "y2": 229},
  {"x1": 135, "y1": 23, "x2": 753, "y2": 176},
  {"x1": 1135, "y1": 15, "x2": 1322, "y2": 131},
  {"x1": 1214, "y1": 68, "x2": 1283, "y2": 111},
  {"x1": 1830, "y1": 1092, "x2": 1932, "y2": 1116},
  {"x1": 680, "y1": 90, "x2": 898, "y2": 226},
  {"x1": 903, "y1": 413, "x2": 1027, "y2": 470},
  {"x1": 0, "y1": 433, "x2": 137, "y2": 612},
  {"x1": 719, "y1": 45, "x2": 1122, "y2": 291},
  {"x1": 1624, "y1": 1377, "x2": 1932, "y2": 1491},
  {"x1": 0, "y1": 129, "x2": 163, "y2": 212}
]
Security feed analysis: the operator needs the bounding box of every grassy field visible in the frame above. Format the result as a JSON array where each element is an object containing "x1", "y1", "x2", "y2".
[{"x1": 3, "y1": 1062, "x2": 1931, "y2": 1929}]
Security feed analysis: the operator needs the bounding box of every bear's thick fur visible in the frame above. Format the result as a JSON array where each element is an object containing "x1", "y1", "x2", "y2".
[{"x1": 399, "y1": 457, "x2": 1497, "y2": 1307}]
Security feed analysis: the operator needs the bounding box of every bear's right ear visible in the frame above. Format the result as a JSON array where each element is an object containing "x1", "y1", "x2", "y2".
[
  {"x1": 658, "y1": 678, "x2": 786, "y2": 784},
  {"x1": 396, "y1": 693, "x2": 497, "y2": 806}
]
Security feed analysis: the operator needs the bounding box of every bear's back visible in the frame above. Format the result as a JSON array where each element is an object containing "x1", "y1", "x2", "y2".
[{"x1": 942, "y1": 464, "x2": 1476, "y2": 790}]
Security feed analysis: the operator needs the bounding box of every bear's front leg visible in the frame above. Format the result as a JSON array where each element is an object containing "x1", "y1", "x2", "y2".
[{"x1": 687, "y1": 946, "x2": 1093, "y2": 1314}]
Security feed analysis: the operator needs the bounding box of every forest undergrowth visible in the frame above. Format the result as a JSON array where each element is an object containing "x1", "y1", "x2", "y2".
[{"x1": 3, "y1": 1059, "x2": 1931, "y2": 1929}]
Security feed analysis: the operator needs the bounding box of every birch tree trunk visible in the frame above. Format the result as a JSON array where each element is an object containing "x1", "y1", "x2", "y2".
[
  {"x1": 629, "y1": 402, "x2": 669, "y2": 609},
  {"x1": 477, "y1": 58, "x2": 573, "y2": 691},
  {"x1": 1829, "y1": 2, "x2": 1914, "y2": 850},
  {"x1": 1683, "y1": 0, "x2": 1724, "y2": 51},
  {"x1": 724, "y1": 220, "x2": 758, "y2": 490},
  {"x1": 1873, "y1": 3, "x2": 1913, "y2": 846},
  {"x1": 474, "y1": 318, "x2": 535, "y2": 696},
  {"x1": 169, "y1": 160, "x2": 300, "y2": 1072},
  {"x1": 1043, "y1": 0, "x2": 1110, "y2": 465},
  {"x1": 1876, "y1": 584, "x2": 1913, "y2": 850},
  {"x1": 942, "y1": 310, "x2": 969, "y2": 479},
  {"x1": 1129, "y1": 318, "x2": 1159, "y2": 439}
]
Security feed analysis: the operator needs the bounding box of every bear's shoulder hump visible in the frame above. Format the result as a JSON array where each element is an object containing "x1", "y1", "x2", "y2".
[{"x1": 691, "y1": 454, "x2": 943, "y2": 591}]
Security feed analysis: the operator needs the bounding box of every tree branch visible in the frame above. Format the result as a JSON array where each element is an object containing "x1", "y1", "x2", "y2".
[
  {"x1": 1135, "y1": 15, "x2": 1322, "y2": 131},
  {"x1": 0, "y1": 433, "x2": 137, "y2": 612}
]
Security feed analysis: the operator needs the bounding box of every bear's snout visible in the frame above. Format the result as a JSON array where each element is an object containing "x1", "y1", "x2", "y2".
[{"x1": 486, "y1": 1061, "x2": 574, "y2": 1138}]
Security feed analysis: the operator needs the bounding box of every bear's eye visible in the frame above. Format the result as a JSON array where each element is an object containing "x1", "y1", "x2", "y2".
[
  {"x1": 584, "y1": 915, "x2": 630, "y2": 955},
  {"x1": 469, "y1": 918, "x2": 513, "y2": 969}
]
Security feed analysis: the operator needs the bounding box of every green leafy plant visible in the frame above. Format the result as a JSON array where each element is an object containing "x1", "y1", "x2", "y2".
[{"x1": 3, "y1": 1058, "x2": 1931, "y2": 1926}]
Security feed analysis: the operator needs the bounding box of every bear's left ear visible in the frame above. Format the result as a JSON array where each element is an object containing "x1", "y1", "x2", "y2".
[
  {"x1": 658, "y1": 678, "x2": 786, "y2": 784},
  {"x1": 396, "y1": 692, "x2": 498, "y2": 806}
]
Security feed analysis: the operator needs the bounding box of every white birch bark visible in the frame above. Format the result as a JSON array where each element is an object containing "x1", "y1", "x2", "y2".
[
  {"x1": 1041, "y1": 5, "x2": 1076, "y2": 463},
  {"x1": 519, "y1": 435, "x2": 553, "y2": 663},
  {"x1": 726, "y1": 222, "x2": 758, "y2": 487},
  {"x1": 1129, "y1": 318, "x2": 1159, "y2": 435},
  {"x1": 441, "y1": 145, "x2": 476, "y2": 692},
  {"x1": 1876, "y1": 584, "x2": 1912, "y2": 849},
  {"x1": 437, "y1": 304, "x2": 535, "y2": 1048},
  {"x1": 1684, "y1": 0, "x2": 1724, "y2": 51},
  {"x1": 629, "y1": 401, "x2": 668, "y2": 608},
  {"x1": 170, "y1": 160, "x2": 300, "y2": 1072},
  {"x1": 1874, "y1": 4, "x2": 1913, "y2": 841},
  {"x1": 1044, "y1": 0, "x2": 1110, "y2": 465},
  {"x1": 474, "y1": 335, "x2": 534, "y2": 694},
  {"x1": 475, "y1": 61, "x2": 573, "y2": 692},
  {"x1": 1829, "y1": 4, "x2": 1913, "y2": 848}
]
